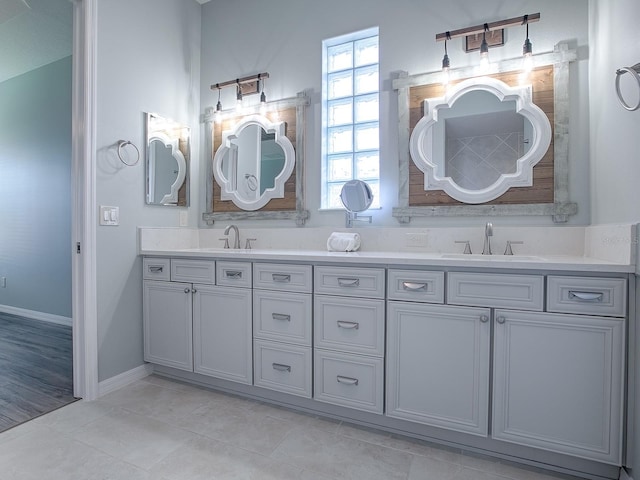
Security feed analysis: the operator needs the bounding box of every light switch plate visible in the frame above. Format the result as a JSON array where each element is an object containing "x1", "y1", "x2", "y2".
[
  {"x1": 406, "y1": 232, "x2": 428, "y2": 247},
  {"x1": 99, "y1": 206, "x2": 119, "y2": 226}
]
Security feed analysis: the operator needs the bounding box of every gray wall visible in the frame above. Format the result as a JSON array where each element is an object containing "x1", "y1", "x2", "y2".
[
  {"x1": 0, "y1": 56, "x2": 72, "y2": 318},
  {"x1": 200, "y1": 0, "x2": 591, "y2": 228},
  {"x1": 95, "y1": 0, "x2": 201, "y2": 381},
  {"x1": 588, "y1": 0, "x2": 640, "y2": 474}
]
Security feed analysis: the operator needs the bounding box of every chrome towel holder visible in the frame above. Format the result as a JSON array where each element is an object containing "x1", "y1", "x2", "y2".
[
  {"x1": 117, "y1": 140, "x2": 140, "y2": 166},
  {"x1": 615, "y1": 63, "x2": 640, "y2": 111}
]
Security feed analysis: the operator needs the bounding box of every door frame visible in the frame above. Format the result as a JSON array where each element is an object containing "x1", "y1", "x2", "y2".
[{"x1": 71, "y1": 0, "x2": 98, "y2": 401}]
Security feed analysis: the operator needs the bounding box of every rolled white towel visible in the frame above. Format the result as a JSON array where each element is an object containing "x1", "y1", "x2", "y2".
[{"x1": 327, "y1": 232, "x2": 361, "y2": 252}]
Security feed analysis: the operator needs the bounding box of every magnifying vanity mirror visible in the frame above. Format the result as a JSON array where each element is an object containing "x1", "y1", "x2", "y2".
[
  {"x1": 409, "y1": 77, "x2": 551, "y2": 204},
  {"x1": 145, "y1": 113, "x2": 190, "y2": 206},
  {"x1": 213, "y1": 114, "x2": 294, "y2": 211},
  {"x1": 340, "y1": 179, "x2": 373, "y2": 227}
]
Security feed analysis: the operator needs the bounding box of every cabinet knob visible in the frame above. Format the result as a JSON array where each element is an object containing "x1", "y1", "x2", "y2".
[
  {"x1": 480, "y1": 315, "x2": 489, "y2": 323},
  {"x1": 192, "y1": 288, "x2": 197, "y2": 294},
  {"x1": 184, "y1": 287, "x2": 191, "y2": 293},
  {"x1": 496, "y1": 316, "x2": 506, "y2": 324}
]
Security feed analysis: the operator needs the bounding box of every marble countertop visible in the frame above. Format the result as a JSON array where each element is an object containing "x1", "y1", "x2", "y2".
[{"x1": 139, "y1": 247, "x2": 635, "y2": 273}]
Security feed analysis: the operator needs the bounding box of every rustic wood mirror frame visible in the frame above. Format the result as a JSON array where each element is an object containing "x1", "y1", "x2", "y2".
[
  {"x1": 202, "y1": 92, "x2": 310, "y2": 226},
  {"x1": 392, "y1": 43, "x2": 577, "y2": 223}
]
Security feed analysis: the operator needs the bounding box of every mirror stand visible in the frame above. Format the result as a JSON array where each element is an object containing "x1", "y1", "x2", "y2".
[{"x1": 345, "y1": 212, "x2": 372, "y2": 228}]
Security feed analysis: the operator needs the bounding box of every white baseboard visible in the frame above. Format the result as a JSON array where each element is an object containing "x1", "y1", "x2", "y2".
[
  {"x1": 621, "y1": 468, "x2": 633, "y2": 480},
  {"x1": 0, "y1": 304, "x2": 72, "y2": 327},
  {"x1": 98, "y1": 364, "x2": 154, "y2": 397}
]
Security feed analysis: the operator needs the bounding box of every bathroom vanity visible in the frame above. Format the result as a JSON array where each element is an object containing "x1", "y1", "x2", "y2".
[{"x1": 140, "y1": 238, "x2": 634, "y2": 480}]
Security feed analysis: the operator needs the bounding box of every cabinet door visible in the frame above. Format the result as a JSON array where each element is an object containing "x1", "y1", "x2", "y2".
[
  {"x1": 193, "y1": 284, "x2": 253, "y2": 384},
  {"x1": 386, "y1": 302, "x2": 490, "y2": 436},
  {"x1": 492, "y1": 310, "x2": 624, "y2": 465},
  {"x1": 143, "y1": 280, "x2": 193, "y2": 371}
]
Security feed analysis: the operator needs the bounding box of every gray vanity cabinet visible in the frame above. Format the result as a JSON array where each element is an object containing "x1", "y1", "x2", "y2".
[
  {"x1": 492, "y1": 277, "x2": 626, "y2": 465},
  {"x1": 386, "y1": 270, "x2": 491, "y2": 436},
  {"x1": 143, "y1": 279, "x2": 193, "y2": 371}
]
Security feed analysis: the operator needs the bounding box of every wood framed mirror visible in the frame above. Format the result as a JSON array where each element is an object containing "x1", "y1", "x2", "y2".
[
  {"x1": 202, "y1": 92, "x2": 310, "y2": 226},
  {"x1": 393, "y1": 43, "x2": 578, "y2": 223}
]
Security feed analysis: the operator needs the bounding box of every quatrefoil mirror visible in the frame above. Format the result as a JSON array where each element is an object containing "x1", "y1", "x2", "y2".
[
  {"x1": 213, "y1": 114, "x2": 295, "y2": 211},
  {"x1": 409, "y1": 76, "x2": 552, "y2": 204}
]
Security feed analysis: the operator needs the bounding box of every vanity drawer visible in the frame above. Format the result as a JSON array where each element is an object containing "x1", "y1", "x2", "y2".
[
  {"x1": 387, "y1": 269, "x2": 445, "y2": 304},
  {"x1": 314, "y1": 349, "x2": 384, "y2": 414},
  {"x1": 314, "y1": 266, "x2": 385, "y2": 299},
  {"x1": 314, "y1": 296, "x2": 385, "y2": 356},
  {"x1": 448, "y1": 272, "x2": 544, "y2": 311},
  {"x1": 253, "y1": 263, "x2": 312, "y2": 293},
  {"x1": 143, "y1": 257, "x2": 170, "y2": 281},
  {"x1": 254, "y1": 340, "x2": 312, "y2": 398},
  {"x1": 253, "y1": 290, "x2": 312, "y2": 346},
  {"x1": 216, "y1": 261, "x2": 252, "y2": 288},
  {"x1": 171, "y1": 259, "x2": 216, "y2": 284},
  {"x1": 547, "y1": 276, "x2": 627, "y2": 317}
]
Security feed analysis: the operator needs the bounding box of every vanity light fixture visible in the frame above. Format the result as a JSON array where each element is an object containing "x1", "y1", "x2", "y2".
[
  {"x1": 479, "y1": 24, "x2": 490, "y2": 72},
  {"x1": 435, "y1": 13, "x2": 540, "y2": 74},
  {"x1": 214, "y1": 84, "x2": 223, "y2": 124},
  {"x1": 441, "y1": 32, "x2": 451, "y2": 85},
  {"x1": 235, "y1": 80, "x2": 243, "y2": 112},
  {"x1": 259, "y1": 75, "x2": 268, "y2": 115},
  {"x1": 522, "y1": 15, "x2": 533, "y2": 73},
  {"x1": 209, "y1": 72, "x2": 270, "y2": 115}
]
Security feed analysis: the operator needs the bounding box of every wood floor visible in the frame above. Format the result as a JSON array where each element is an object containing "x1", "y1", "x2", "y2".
[{"x1": 0, "y1": 312, "x2": 76, "y2": 432}]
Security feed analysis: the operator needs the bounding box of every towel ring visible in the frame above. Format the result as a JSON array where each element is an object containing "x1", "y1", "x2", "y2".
[
  {"x1": 615, "y1": 63, "x2": 640, "y2": 111},
  {"x1": 117, "y1": 140, "x2": 140, "y2": 166}
]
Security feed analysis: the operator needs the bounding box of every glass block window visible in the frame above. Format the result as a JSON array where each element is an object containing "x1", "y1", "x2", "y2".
[{"x1": 322, "y1": 28, "x2": 379, "y2": 209}]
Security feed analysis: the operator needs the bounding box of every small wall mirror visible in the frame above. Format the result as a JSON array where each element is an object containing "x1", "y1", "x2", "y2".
[
  {"x1": 145, "y1": 113, "x2": 190, "y2": 206},
  {"x1": 340, "y1": 179, "x2": 373, "y2": 227},
  {"x1": 409, "y1": 77, "x2": 551, "y2": 204},
  {"x1": 213, "y1": 114, "x2": 294, "y2": 211}
]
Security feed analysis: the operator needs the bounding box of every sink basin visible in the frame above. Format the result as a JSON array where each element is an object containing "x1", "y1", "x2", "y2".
[{"x1": 440, "y1": 254, "x2": 545, "y2": 262}]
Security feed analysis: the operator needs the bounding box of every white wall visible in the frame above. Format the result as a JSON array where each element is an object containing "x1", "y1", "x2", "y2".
[
  {"x1": 200, "y1": 0, "x2": 591, "y2": 228},
  {"x1": 589, "y1": 0, "x2": 640, "y2": 225},
  {"x1": 95, "y1": 0, "x2": 201, "y2": 381}
]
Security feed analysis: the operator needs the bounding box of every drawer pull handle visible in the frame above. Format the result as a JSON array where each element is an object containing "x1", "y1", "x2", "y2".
[
  {"x1": 225, "y1": 270, "x2": 243, "y2": 279},
  {"x1": 337, "y1": 375, "x2": 359, "y2": 386},
  {"x1": 272, "y1": 313, "x2": 291, "y2": 322},
  {"x1": 337, "y1": 278, "x2": 360, "y2": 287},
  {"x1": 402, "y1": 282, "x2": 427, "y2": 292},
  {"x1": 272, "y1": 363, "x2": 291, "y2": 373},
  {"x1": 272, "y1": 274, "x2": 291, "y2": 283},
  {"x1": 496, "y1": 316, "x2": 506, "y2": 324},
  {"x1": 337, "y1": 320, "x2": 359, "y2": 330},
  {"x1": 148, "y1": 266, "x2": 164, "y2": 273},
  {"x1": 480, "y1": 315, "x2": 489, "y2": 323},
  {"x1": 569, "y1": 291, "x2": 604, "y2": 302}
]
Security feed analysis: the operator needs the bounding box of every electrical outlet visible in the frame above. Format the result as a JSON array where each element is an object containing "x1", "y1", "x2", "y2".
[
  {"x1": 405, "y1": 232, "x2": 428, "y2": 247},
  {"x1": 179, "y1": 211, "x2": 188, "y2": 227},
  {"x1": 1, "y1": 277, "x2": 6, "y2": 288}
]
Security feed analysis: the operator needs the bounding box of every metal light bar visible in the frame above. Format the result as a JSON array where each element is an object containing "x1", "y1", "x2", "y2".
[
  {"x1": 435, "y1": 13, "x2": 540, "y2": 42},
  {"x1": 210, "y1": 72, "x2": 270, "y2": 90}
]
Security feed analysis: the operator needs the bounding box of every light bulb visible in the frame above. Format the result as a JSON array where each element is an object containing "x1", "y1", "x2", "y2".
[
  {"x1": 442, "y1": 52, "x2": 450, "y2": 86},
  {"x1": 479, "y1": 34, "x2": 490, "y2": 72},
  {"x1": 522, "y1": 36, "x2": 533, "y2": 73}
]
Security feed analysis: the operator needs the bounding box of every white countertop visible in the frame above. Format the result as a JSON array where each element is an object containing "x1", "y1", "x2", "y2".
[{"x1": 139, "y1": 247, "x2": 635, "y2": 273}]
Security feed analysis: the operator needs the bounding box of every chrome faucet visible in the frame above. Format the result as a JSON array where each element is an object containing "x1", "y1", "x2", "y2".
[
  {"x1": 223, "y1": 224, "x2": 240, "y2": 249},
  {"x1": 482, "y1": 222, "x2": 493, "y2": 255}
]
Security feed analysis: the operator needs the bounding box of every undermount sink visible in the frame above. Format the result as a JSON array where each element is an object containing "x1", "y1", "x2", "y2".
[{"x1": 440, "y1": 254, "x2": 545, "y2": 262}]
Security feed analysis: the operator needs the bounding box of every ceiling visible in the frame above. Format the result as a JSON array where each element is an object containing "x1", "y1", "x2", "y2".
[{"x1": 0, "y1": 0, "x2": 72, "y2": 83}]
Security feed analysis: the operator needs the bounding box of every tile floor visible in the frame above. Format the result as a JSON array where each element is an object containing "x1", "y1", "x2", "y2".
[{"x1": 0, "y1": 375, "x2": 580, "y2": 480}]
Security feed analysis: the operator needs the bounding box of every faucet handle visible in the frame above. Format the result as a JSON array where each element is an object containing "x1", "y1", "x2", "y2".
[
  {"x1": 504, "y1": 240, "x2": 523, "y2": 255},
  {"x1": 244, "y1": 238, "x2": 256, "y2": 250},
  {"x1": 454, "y1": 240, "x2": 472, "y2": 254},
  {"x1": 219, "y1": 237, "x2": 230, "y2": 249}
]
